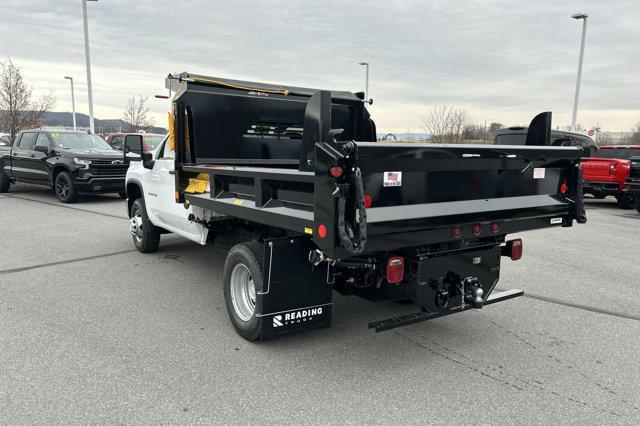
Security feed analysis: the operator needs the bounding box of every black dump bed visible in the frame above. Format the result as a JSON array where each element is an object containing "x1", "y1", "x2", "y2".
[{"x1": 170, "y1": 73, "x2": 586, "y2": 259}]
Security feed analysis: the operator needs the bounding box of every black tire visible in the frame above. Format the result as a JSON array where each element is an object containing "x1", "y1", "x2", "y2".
[
  {"x1": 223, "y1": 242, "x2": 264, "y2": 341},
  {"x1": 118, "y1": 192, "x2": 127, "y2": 199},
  {"x1": 129, "y1": 198, "x2": 160, "y2": 253},
  {"x1": 616, "y1": 194, "x2": 635, "y2": 210},
  {"x1": 0, "y1": 169, "x2": 10, "y2": 193},
  {"x1": 54, "y1": 171, "x2": 78, "y2": 203}
]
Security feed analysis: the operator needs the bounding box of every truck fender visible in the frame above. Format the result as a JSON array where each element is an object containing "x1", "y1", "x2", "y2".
[
  {"x1": 50, "y1": 164, "x2": 72, "y2": 187},
  {"x1": 125, "y1": 179, "x2": 144, "y2": 216}
]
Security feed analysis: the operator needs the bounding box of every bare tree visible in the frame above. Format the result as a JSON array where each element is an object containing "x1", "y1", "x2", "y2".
[
  {"x1": 629, "y1": 121, "x2": 640, "y2": 144},
  {"x1": 123, "y1": 94, "x2": 154, "y2": 131},
  {"x1": 420, "y1": 104, "x2": 473, "y2": 143},
  {"x1": 0, "y1": 58, "x2": 56, "y2": 141}
]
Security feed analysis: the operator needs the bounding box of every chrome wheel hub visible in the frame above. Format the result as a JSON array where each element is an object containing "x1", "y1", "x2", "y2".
[
  {"x1": 230, "y1": 263, "x2": 256, "y2": 322},
  {"x1": 129, "y1": 211, "x2": 143, "y2": 242}
]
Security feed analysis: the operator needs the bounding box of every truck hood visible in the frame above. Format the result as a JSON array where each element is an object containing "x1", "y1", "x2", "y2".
[{"x1": 60, "y1": 148, "x2": 124, "y2": 160}]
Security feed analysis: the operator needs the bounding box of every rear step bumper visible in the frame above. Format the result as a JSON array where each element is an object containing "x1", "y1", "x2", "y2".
[{"x1": 368, "y1": 288, "x2": 524, "y2": 333}]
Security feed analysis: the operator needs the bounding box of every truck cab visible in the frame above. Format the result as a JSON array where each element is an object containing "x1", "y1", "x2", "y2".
[{"x1": 125, "y1": 135, "x2": 209, "y2": 246}]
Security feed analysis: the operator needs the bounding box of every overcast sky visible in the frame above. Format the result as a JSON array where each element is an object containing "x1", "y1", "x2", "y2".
[{"x1": 1, "y1": 0, "x2": 638, "y2": 132}]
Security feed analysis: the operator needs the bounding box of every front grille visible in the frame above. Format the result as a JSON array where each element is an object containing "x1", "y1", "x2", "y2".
[{"x1": 88, "y1": 159, "x2": 129, "y2": 176}]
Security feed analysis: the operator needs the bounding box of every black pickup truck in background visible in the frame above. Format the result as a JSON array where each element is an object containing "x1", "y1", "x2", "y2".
[
  {"x1": 0, "y1": 129, "x2": 129, "y2": 203},
  {"x1": 495, "y1": 126, "x2": 597, "y2": 157}
]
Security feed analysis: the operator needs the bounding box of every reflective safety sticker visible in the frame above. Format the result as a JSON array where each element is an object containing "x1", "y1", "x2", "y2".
[
  {"x1": 533, "y1": 168, "x2": 545, "y2": 179},
  {"x1": 383, "y1": 171, "x2": 402, "y2": 187},
  {"x1": 550, "y1": 217, "x2": 562, "y2": 224},
  {"x1": 304, "y1": 227, "x2": 313, "y2": 235}
]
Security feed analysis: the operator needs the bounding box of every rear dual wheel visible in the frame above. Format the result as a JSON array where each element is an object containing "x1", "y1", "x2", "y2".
[
  {"x1": 223, "y1": 242, "x2": 264, "y2": 341},
  {"x1": 616, "y1": 194, "x2": 636, "y2": 210}
]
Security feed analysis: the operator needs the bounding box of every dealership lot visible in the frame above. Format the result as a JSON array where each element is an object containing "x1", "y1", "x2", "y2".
[{"x1": 1, "y1": 184, "x2": 639, "y2": 423}]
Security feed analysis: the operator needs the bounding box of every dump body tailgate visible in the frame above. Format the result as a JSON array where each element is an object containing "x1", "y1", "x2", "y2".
[{"x1": 312, "y1": 142, "x2": 584, "y2": 257}]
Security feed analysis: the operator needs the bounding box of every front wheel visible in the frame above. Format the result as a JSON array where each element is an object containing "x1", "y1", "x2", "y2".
[
  {"x1": 223, "y1": 242, "x2": 264, "y2": 341},
  {"x1": 54, "y1": 171, "x2": 78, "y2": 203},
  {"x1": 616, "y1": 194, "x2": 636, "y2": 209},
  {"x1": 129, "y1": 198, "x2": 160, "y2": 253}
]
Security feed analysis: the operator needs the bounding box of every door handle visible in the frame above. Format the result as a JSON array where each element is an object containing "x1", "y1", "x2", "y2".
[
  {"x1": 168, "y1": 170, "x2": 175, "y2": 175},
  {"x1": 12, "y1": 153, "x2": 17, "y2": 156},
  {"x1": 30, "y1": 154, "x2": 35, "y2": 158}
]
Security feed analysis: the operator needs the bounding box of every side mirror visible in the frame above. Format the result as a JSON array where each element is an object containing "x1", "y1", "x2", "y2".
[
  {"x1": 34, "y1": 145, "x2": 50, "y2": 154},
  {"x1": 142, "y1": 152, "x2": 155, "y2": 170},
  {"x1": 124, "y1": 134, "x2": 143, "y2": 161}
]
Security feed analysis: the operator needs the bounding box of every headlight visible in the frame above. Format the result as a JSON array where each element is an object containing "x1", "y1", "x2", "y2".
[{"x1": 73, "y1": 157, "x2": 92, "y2": 166}]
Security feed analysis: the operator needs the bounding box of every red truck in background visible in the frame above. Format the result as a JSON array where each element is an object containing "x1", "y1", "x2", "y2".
[{"x1": 581, "y1": 145, "x2": 640, "y2": 209}]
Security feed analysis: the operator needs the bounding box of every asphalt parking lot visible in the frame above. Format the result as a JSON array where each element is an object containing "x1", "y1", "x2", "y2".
[{"x1": 1, "y1": 183, "x2": 639, "y2": 423}]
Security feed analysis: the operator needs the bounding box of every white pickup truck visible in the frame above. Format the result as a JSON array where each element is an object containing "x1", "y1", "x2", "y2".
[{"x1": 124, "y1": 136, "x2": 210, "y2": 252}]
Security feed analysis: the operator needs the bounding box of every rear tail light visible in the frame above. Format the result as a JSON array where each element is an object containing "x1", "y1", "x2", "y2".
[
  {"x1": 560, "y1": 183, "x2": 567, "y2": 194},
  {"x1": 472, "y1": 223, "x2": 481, "y2": 235},
  {"x1": 386, "y1": 256, "x2": 404, "y2": 283},
  {"x1": 502, "y1": 238, "x2": 523, "y2": 261},
  {"x1": 329, "y1": 166, "x2": 343, "y2": 178},
  {"x1": 452, "y1": 226, "x2": 462, "y2": 238},
  {"x1": 491, "y1": 221, "x2": 500, "y2": 233},
  {"x1": 364, "y1": 195, "x2": 372, "y2": 208}
]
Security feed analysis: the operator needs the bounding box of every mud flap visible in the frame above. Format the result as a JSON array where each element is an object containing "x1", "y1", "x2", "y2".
[{"x1": 256, "y1": 236, "x2": 332, "y2": 340}]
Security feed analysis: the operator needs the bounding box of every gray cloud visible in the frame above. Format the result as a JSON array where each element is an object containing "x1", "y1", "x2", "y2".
[{"x1": 1, "y1": 0, "x2": 638, "y2": 131}]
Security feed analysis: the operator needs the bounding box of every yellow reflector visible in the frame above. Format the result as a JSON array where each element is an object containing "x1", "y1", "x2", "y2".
[
  {"x1": 233, "y1": 199, "x2": 244, "y2": 205},
  {"x1": 184, "y1": 178, "x2": 207, "y2": 194},
  {"x1": 168, "y1": 112, "x2": 175, "y2": 151},
  {"x1": 304, "y1": 227, "x2": 313, "y2": 235}
]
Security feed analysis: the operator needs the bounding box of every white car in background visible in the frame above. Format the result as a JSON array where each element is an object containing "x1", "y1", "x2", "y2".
[{"x1": 0, "y1": 133, "x2": 11, "y2": 146}]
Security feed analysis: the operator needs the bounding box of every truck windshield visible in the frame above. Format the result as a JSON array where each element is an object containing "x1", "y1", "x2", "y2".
[
  {"x1": 51, "y1": 133, "x2": 113, "y2": 150},
  {"x1": 596, "y1": 148, "x2": 639, "y2": 159}
]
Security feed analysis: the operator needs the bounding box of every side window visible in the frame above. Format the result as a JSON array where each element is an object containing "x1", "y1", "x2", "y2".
[
  {"x1": 35, "y1": 133, "x2": 50, "y2": 149},
  {"x1": 159, "y1": 139, "x2": 174, "y2": 160},
  {"x1": 18, "y1": 132, "x2": 37, "y2": 150}
]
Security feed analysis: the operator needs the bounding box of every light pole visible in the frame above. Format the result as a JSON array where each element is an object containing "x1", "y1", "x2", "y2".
[
  {"x1": 571, "y1": 12, "x2": 589, "y2": 131},
  {"x1": 82, "y1": 0, "x2": 98, "y2": 133},
  {"x1": 358, "y1": 62, "x2": 369, "y2": 102},
  {"x1": 64, "y1": 76, "x2": 77, "y2": 130}
]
